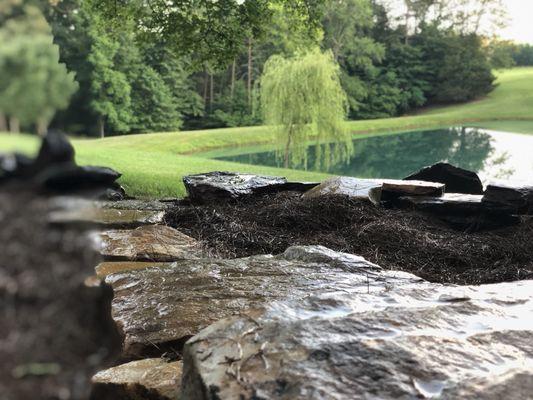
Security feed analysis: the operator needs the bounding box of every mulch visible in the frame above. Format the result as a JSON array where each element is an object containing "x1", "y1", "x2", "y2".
[
  {"x1": 0, "y1": 184, "x2": 120, "y2": 400},
  {"x1": 165, "y1": 192, "x2": 533, "y2": 285}
]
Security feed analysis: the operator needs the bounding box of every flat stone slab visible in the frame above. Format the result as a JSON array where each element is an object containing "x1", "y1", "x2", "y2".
[
  {"x1": 105, "y1": 246, "x2": 421, "y2": 356},
  {"x1": 183, "y1": 171, "x2": 318, "y2": 203},
  {"x1": 405, "y1": 162, "x2": 483, "y2": 194},
  {"x1": 482, "y1": 180, "x2": 533, "y2": 214},
  {"x1": 96, "y1": 261, "x2": 172, "y2": 279},
  {"x1": 181, "y1": 280, "x2": 533, "y2": 399},
  {"x1": 92, "y1": 225, "x2": 203, "y2": 261},
  {"x1": 303, "y1": 177, "x2": 444, "y2": 204},
  {"x1": 48, "y1": 207, "x2": 164, "y2": 228},
  {"x1": 91, "y1": 358, "x2": 182, "y2": 400}
]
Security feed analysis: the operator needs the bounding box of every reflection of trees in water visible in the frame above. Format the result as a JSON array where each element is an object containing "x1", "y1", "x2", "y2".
[{"x1": 220, "y1": 127, "x2": 498, "y2": 178}]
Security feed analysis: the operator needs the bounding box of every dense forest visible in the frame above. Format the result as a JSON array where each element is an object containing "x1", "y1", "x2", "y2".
[{"x1": 0, "y1": 0, "x2": 531, "y2": 137}]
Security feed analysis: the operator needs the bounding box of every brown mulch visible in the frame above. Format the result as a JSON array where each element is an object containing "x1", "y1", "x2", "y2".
[
  {"x1": 165, "y1": 192, "x2": 533, "y2": 285},
  {"x1": 0, "y1": 184, "x2": 120, "y2": 400}
]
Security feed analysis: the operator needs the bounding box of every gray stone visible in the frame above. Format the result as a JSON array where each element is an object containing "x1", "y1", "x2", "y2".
[
  {"x1": 482, "y1": 180, "x2": 533, "y2": 214},
  {"x1": 92, "y1": 224, "x2": 203, "y2": 261},
  {"x1": 105, "y1": 246, "x2": 420, "y2": 357},
  {"x1": 405, "y1": 162, "x2": 483, "y2": 194},
  {"x1": 91, "y1": 358, "x2": 182, "y2": 400},
  {"x1": 30, "y1": 131, "x2": 75, "y2": 176},
  {"x1": 303, "y1": 177, "x2": 383, "y2": 204},
  {"x1": 0, "y1": 152, "x2": 33, "y2": 180},
  {"x1": 183, "y1": 171, "x2": 317, "y2": 203},
  {"x1": 181, "y1": 280, "x2": 533, "y2": 400},
  {"x1": 303, "y1": 177, "x2": 444, "y2": 204}
]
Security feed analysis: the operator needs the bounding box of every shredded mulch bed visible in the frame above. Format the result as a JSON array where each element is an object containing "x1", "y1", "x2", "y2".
[
  {"x1": 0, "y1": 185, "x2": 120, "y2": 400},
  {"x1": 165, "y1": 192, "x2": 533, "y2": 285}
]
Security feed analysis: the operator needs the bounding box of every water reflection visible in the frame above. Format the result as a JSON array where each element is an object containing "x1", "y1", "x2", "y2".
[{"x1": 215, "y1": 127, "x2": 533, "y2": 182}]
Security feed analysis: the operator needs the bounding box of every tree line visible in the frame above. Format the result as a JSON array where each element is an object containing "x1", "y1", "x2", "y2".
[{"x1": 0, "y1": 0, "x2": 516, "y2": 136}]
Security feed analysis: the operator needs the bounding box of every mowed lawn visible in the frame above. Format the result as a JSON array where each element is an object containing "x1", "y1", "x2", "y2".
[{"x1": 1, "y1": 68, "x2": 533, "y2": 198}]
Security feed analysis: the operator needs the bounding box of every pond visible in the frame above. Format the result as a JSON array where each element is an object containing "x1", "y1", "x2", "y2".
[{"x1": 214, "y1": 127, "x2": 533, "y2": 182}]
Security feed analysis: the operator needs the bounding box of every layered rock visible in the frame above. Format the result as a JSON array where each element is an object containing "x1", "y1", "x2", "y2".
[
  {"x1": 181, "y1": 280, "x2": 533, "y2": 400},
  {"x1": 482, "y1": 180, "x2": 533, "y2": 214},
  {"x1": 183, "y1": 171, "x2": 318, "y2": 203},
  {"x1": 399, "y1": 193, "x2": 520, "y2": 229},
  {"x1": 91, "y1": 358, "x2": 182, "y2": 400},
  {"x1": 303, "y1": 177, "x2": 444, "y2": 204},
  {"x1": 405, "y1": 162, "x2": 483, "y2": 194},
  {"x1": 93, "y1": 225, "x2": 203, "y2": 261},
  {"x1": 104, "y1": 246, "x2": 421, "y2": 357}
]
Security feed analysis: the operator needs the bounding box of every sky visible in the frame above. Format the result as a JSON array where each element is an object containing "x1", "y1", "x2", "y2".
[{"x1": 499, "y1": 0, "x2": 533, "y2": 43}]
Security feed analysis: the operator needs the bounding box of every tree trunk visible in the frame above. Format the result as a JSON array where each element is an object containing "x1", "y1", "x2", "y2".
[
  {"x1": 36, "y1": 118, "x2": 48, "y2": 136},
  {"x1": 247, "y1": 37, "x2": 253, "y2": 108},
  {"x1": 284, "y1": 127, "x2": 293, "y2": 169},
  {"x1": 98, "y1": 117, "x2": 105, "y2": 138},
  {"x1": 0, "y1": 112, "x2": 7, "y2": 132},
  {"x1": 230, "y1": 59, "x2": 236, "y2": 99},
  {"x1": 209, "y1": 73, "x2": 214, "y2": 110},
  {"x1": 203, "y1": 69, "x2": 209, "y2": 107},
  {"x1": 9, "y1": 116, "x2": 20, "y2": 133}
]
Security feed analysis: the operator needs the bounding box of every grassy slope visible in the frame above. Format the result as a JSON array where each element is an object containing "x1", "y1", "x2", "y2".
[{"x1": 1, "y1": 68, "x2": 532, "y2": 197}]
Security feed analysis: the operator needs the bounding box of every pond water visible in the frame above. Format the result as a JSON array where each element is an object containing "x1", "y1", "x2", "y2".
[{"x1": 215, "y1": 127, "x2": 533, "y2": 182}]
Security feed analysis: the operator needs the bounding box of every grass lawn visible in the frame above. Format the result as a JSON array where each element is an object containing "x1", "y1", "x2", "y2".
[{"x1": 1, "y1": 68, "x2": 532, "y2": 198}]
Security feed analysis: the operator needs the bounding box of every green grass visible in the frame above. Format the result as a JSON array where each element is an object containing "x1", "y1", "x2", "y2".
[{"x1": 1, "y1": 68, "x2": 533, "y2": 197}]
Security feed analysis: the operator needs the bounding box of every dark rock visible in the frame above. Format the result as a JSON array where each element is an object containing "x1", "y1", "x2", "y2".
[
  {"x1": 0, "y1": 152, "x2": 34, "y2": 180},
  {"x1": 181, "y1": 280, "x2": 533, "y2": 399},
  {"x1": 32, "y1": 131, "x2": 75, "y2": 172},
  {"x1": 37, "y1": 165, "x2": 121, "y2": 192},
  {"x1": 104, "y1": 245, "x2": 420, "y2": 357},
  {"x1": 405, "y1": 162, "x2": 483, "y2": 194},
  {"x1": 399, "y1": 193, "x2": 520, "y2": 230},
  {"x1": 183, "y1": 171, "x2": 315, "y2": 203},
  {"x1": 482, "y1": 180, "x2": 533, "y2": 214}
]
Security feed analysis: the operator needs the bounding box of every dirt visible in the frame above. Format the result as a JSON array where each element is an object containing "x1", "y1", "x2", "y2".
[
  {"x1": 165, "y1": 192, "x2": 533, "y2": 285},
  {"x1": 0, "y1": 184, "x2": 120, "y2": 400}
]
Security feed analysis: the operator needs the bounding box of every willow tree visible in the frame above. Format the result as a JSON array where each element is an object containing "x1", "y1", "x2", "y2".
[{"x1": 261, "y1": 49, "x2": 352, "y2": 170}]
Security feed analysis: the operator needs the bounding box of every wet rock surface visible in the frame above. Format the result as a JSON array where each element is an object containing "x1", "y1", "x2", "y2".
[
  {"x1": 105, "y1": 246, "x2": 421, "y2": 357},
  {"x1": 182, "y1": 280, "x2": 533, "y2": 400},
  {"x1": 91, "y1": 358, "x2": 182, "y2": 400},
  {"x1": 482, "y1": 180, "x2": 533, "y2": 214},
  {"x1": 183, "y1": 171, "x2": 317, "y2": 203},
  {"x1": 93, "y1": 224, "x2": 203, "y2": 261},
  {"x1": 95, "y1": 261, "x2": 172, "y2": 279},
  {"x1": 405, "y1": 162, "x2": 483, "y2": 194}
]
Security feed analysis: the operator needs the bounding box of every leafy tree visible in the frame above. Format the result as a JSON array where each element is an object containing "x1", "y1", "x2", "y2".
[
  {"x1": 0, "y1": 4, "x2": 77, "y2": 134},
  {"x1": 89, "y1": 0, "x2": 326, "y2": 66},
  {"x1": 261, "y1": 49, "x2": 352, "y2": 169},
  {"x1": 87, "y1": 23, "x2": 132, "y2": 137},
  {"x1": 487, "y1": 39, "x2": 516, "y2": 69}
]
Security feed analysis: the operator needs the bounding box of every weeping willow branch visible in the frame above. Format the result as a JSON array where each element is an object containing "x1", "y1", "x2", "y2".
[{"x1": 260, "y1": 48, "x2": 352, "y2": 170}]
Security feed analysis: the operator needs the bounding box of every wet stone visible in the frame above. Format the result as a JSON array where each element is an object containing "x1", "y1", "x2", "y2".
[
  {"x1": 91, "y1": 358, "x2": 182, "y2": 400},
  {"x1": 303, "y1": 177, "x2": 383, "y2": 204},
  {"x1": 181, "y1": 280, "x2": 533, "y2": 400},
  {"x1": 398, "y1": 193, "x2": 520, "y2": 229},
  {"x1": 92, "y1": 225, "x2": 203, "y2": 262},
  {"x1": 183, "y1": 171, "x2": 315, "y2": 203},
  {"x1": 105, "y1": 245, "x2": 420, "y2": 357},
  {"x1": 482, "y1": 180, "x2": 533, "y2": 214},
  {"x1": 95, "y1": 261, "x2": 172, "y2": 279},
  {"x1": 48, "y1": 207, "x2": 164, "y2": 228},
  {"x1": 405, "y1": 162, "x2": 484, "y2": 194}
]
